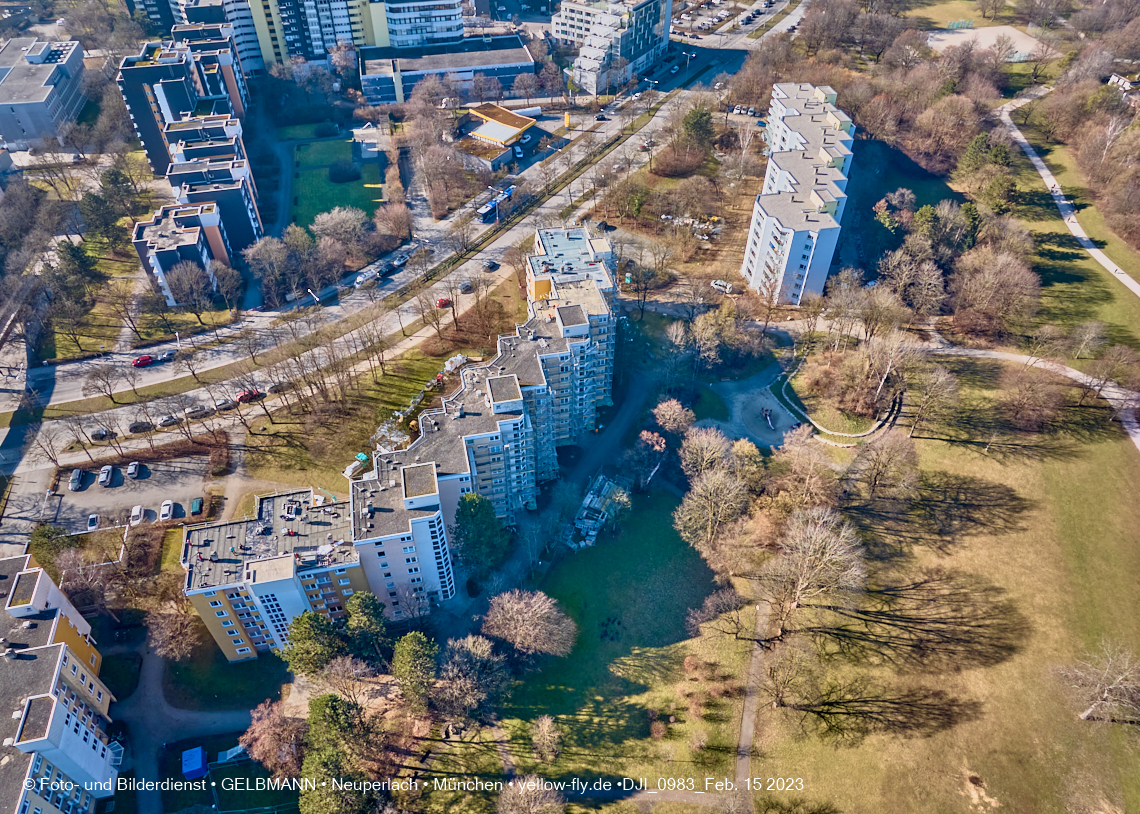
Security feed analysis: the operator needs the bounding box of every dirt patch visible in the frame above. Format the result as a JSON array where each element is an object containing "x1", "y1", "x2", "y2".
[{"x1": 959, "y1": 766, "x2": 1001, "y2": 810}]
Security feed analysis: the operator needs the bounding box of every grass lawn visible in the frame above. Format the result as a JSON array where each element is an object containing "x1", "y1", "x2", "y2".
[
  {"x1": 135, "y1": 304, "x2": 237, "y2": 346},
  {"x1": 29, "y1": 528, "x2": 122, "y2": 581},
  {"x1": 160, "y1": 528, "x2": 184, "y2": 574},
  {"x1": 164, "y1": 640, "x2": 288, "y2": 711},
  {"x1": 294, "y1": 138, "x2": 353, "y2": 168},
  {"x1": 245, "y1": 348, "x2": 460, "y2": 491},
  {"x1": 787, "y1": 355, "x2": 879, "y2": 435},
  {"x1": 100, "y1": 653, "x2": 142, "y2": 701},
  {"x1": 292, "y1": 166, "x2": 383, "y2": 226},
  {"x1": 277, "y1": 123, "x2": 323, "y2": 140},
  {"x1": 750, "y1": 355, "x2": 1140, "y2": 814},
  {"x1": 1015, "y1": 121, "x2": 1140, "y2": 289},
  {"x1": 1007, "y1": 132, "x2": 1140, "y2": 348},
  {"x1": 498, "y1": 489, "x2": 751, "y2": 784},
  {"x1": 907, "y1": 0, "x2": 1002, "y2": 28},
  {"x1": 692, "y1": 385, "x2": 729, "y2": 422},
  {"x1": 48, "y1": 296, "x2": 124, "y2": 360}
]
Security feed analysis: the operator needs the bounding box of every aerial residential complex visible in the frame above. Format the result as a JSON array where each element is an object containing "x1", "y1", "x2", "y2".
[
  {"x1": 182, "y1": 226, "x2": 616, "y2": 660},
  {"x1": 740, "y1": 83, "x2": 854, "y2": 304},
  {"x1": 0, "y1": 38, "x2": 86, "y2": 148},
  {"x1": 553, "y1": 0, "x2": 672, "y2": 95},
  {"x1": 117, "y1": 22, "x2": 263, "y2": 307},
  {"x1": 0, "y1": 556, "x2": 120, "y2": 814}
]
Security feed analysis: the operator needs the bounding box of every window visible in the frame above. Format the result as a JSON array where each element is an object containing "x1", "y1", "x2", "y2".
[
  {"x1": 342, "y1": 589, "x2": 354, "y2": 596},
  {"x1": 215, "y1": 611, "x2": 228, "y2": 617},
  {"x1": 209, "y1": 600, "x2": 222, "y2": 607},
  {"x1": 228, "y1": 629, "x2": 240, "y2": 636},
  {"x1": 338, "y1": 578, "x2": 351, "y2": 585},
  {"x1": 80, "y1": 673, "x2": 86, "y2": 684},
  {"x1": 232, "y1": 639, "x2": 245, "y2": 645},
  {"x1": 97, "y1": 691, "x2": 103, "y2": 702},
  {"x1": 71, "y1": 664, "x2": 77, "y2": 675},
  {"x1": 402, "y1": 545, "x2": 415, "y2": 554},
  {"x1": 205, "y1": 591, "x2": 216, "y2": 597},
  {"x1": 236, "y1": 647, "x2": 252, "y2": 654},
  {"x1": 405, "y1": 556, "x2": 418, "y2": 564},
  {"x1": 222, "y1": 620, "x2": 234, "y2": 627}
]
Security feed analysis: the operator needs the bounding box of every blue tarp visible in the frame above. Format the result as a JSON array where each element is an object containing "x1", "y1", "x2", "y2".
[{"x1": 182, "y1": 746, "x2": 208, "y2": 780}]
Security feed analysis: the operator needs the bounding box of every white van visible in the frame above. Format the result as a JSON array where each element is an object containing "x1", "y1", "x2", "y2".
[
  {"x1": 711, "y1": 279, "x2": 734, "y2": 294},
  {"x1": 354, "y1": 269, "x2": 379, "y2": 288}
]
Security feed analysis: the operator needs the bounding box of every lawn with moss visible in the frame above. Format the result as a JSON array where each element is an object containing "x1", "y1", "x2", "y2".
[
  {"x1": 906, "y1": 0, "x2": 1003, "y2": 28},
  {"x1": 100, "y1": 653, "x2": 141, "y2": 700},
  {"x1": 292, "y1": 163, "x2": 383, "y2": 226},
  {"x1": 164, "y1": 639, "x2": 288, "y2": 711},
  {"x1": 497, "y1": 490, "x2": 749, "y2": 783},
  {"x1": 750, "y1": 355, "x2": 1140, "y2": 814},
  {"x1": 294, "y1": 138, "x2": 353, "y2": 168}
]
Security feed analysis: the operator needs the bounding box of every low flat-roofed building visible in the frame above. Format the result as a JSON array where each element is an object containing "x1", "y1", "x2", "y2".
[
  {"x1": 467, "y1": 102, "x2": 536, "y2": 146},
  {"x1": 359, "y1": 35, "x2": 535, "y2": 104},
  {"x1": 0, "y1": 38, "x2": 86, "y2": 148}
]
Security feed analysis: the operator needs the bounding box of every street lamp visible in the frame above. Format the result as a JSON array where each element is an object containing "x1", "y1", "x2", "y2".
[
  {"x1": 684, "y1": 51, "x2": 696, "y2": 72},
  {"x1": 307, "y1": 288, "x2": 319, "y2": 305}
]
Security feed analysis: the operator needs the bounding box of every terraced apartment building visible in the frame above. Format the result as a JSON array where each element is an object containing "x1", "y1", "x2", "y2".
[
  {"x1": 0, "y1": 556, "x2": 121, "y2": 814},
  {"x1": 740, "y1": 83, "x2": 855, "y2": 304},
  {"x1": 182, "y1": 227, "x2": 616, "y2": 660}
]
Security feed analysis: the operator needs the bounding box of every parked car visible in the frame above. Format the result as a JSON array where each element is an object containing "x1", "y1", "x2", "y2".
[
  {"x1": 214, "y1": 397, "x2": 238, "y2": 411},
  {"x1": 68, "y1": 469, "x2": 83, "y2": 491},
  {"x1": 747, "y1": 106, "x2": 756, "y2": 116},
  {"x1": 130, "y1": 505, "x2": 143, "y2": 526},
  {"x1": 185, "y1": 405, "x2": 213, "y2": 419},
  {"x1": 127, "y1": 461, "x2": 140, "y2": 479},
  {"x1": 393, "y1": 254, "x2": 410, "y2": 267},
  {"x1": 87, "y1": 514, "x2": 99, "y2": 532},
  {"x1": 160, "y1": 500, "x2": 174, "y2": 521},
  {"x1": 460, "y1": 281, "x2": 474, "y2": 294},
  {"x1": 191, "y1": 497, "x2": 204, "y2": 516},
  {"x1": 436, "y1": 297, "x2": 451, "y2": 308},
  {"x1": 521, "y1": 134, "x2": 532, "y2": 144},
  {"x1": 711, "y1": 279, "x2": 734, "y2": 294},
  {"x1": 514, "y1": 145, "x2": 524, "y2": 159},
  {"x1": 354, "y1": 269, "x2": 379, "y2": 289},
  {"x1": 128, "y1": 421, "x2": 153, "y2": 433},
  {"x1": 158, "y1": 414, "x2": 182, "y2": 427},
  {"x1": 236, "y1": 389, "x2": 262, "y2": 403},
  {"x1": 158, "y1": 349, "x2": 177, "y2": 363},
  {"x1": 132, "y1": 355, "x2": 153, "y2": 368},
  {"x1": 267, "y1": 381, "x2": 292, "y2": 394},
  {"x1": 91, "y1": 428, "x2": 115, "y2": 442},
  {"x1": 481, "y1": 259, "x2": 498, "y2": 271},
  {"x1": 98, "y1": 465, "x2": 114, "y2": 487},
  {"x1": 632, "y1": 92, "x2": 642, "y2": 99},
  {"x1": 595, "y1": 114, "x2": 607, "y2": 121}
]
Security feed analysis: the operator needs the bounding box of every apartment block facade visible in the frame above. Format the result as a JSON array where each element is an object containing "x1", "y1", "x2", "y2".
[
  {"x1": 182, "y1": 227, "x2": 616, "y2": 660},
  {"x1": 553, "y1": 0, "x2": 671, "y2": 95},
  {"x1": 740, "y1": 83, "x2": 854, "y2": 304},
  {"x1": 0, "y1": 39, "x2": 86, "y2": 148},
  {"x1": 132, "y1": 203, "x2": 232, "y2": 305},
  {"x1": 1, "y1": 556, "x2": 121, "y2": 814}
]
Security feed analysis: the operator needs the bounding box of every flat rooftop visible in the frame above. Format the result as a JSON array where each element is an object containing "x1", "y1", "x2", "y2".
[
  {"x1": 362, "y1": 35, "x2": 533, "y2": 76},
  {"x1": 134, "y1": 205, "x2": 213, "y2": 251},
  {"x1": 488, "y1": 374, "x2": 522, "y2": 402},
  {"x1": 529, "y1": 227, "x2": 614, "y2": 290},
  {"x1": 183, "y1": 489, "x2": 358, "y2": 590},
  {"x1": 455, "y1": 135, "x2": 510, "y2": 161},
  {"x1": 557, "y1": 304, "x2": 587, "y2": 327},
  {"x1": 402, "y1": 463, "x2": 438, "y2": 498},
  {"x1": 471, "y1": 103, "x2": 535, "y2": 131},
  {"x1": 0, "y1": 38, "x2": 80, "y2": 104}
]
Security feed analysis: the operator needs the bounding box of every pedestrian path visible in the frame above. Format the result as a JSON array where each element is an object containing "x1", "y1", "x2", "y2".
[{"x1": 999, "y1": 94, "x2": 1140, "y2": 302}]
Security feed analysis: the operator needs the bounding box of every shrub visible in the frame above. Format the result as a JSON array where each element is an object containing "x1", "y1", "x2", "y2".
[
  {"x1": 687, "y1": 691, "x2": 707, "y2": 720},
  {"x1": 651, "y1": 146, "x2": 706, "y2": 178},
  {"x1": 315, "y1": 121, "x2": 338, "y2": 137},
  {"x1": 329, "y1": 159, "x2": 361, "y2": 183},
  {"x1": 650, "y1": 720, "x2": 668, "y2": 739},
  {"x1": 688, "y1": 729, "x2": 708, "y2": 751}
]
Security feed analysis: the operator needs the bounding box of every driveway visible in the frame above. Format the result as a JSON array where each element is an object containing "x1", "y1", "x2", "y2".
[{"x1": 49, "y1": 457, "x2": 210, "y2": 532}]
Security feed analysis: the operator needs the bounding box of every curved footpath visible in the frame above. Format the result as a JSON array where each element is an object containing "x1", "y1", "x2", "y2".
[{"x1": 1000, "y1": 91, "x2": 1140, "y2": 302}]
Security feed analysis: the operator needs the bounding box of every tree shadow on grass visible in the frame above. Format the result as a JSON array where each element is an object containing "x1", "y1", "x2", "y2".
[
  {"x1": 800, "y1": 569, "x2": 1030, "y2": 673},
  {"x1": 846, "y1": 472, "x2": 1032, "y2": 559},
  {"x1": 792, "y1": 680, "x2": 983, "y2": 743}
]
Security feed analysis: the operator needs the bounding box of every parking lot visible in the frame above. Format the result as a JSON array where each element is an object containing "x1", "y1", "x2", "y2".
[{"x1": 51, "y1": 456, "x2": 211, "y2": 533}]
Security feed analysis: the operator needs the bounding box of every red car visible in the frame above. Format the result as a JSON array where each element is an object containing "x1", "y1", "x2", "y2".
[
  {"x1": 132, "y1": 355, "x2": 153, "y2": 368},
  {"x1": 436, "y1": 298, "x2": 451, "y2": 308},
  {"x1": 235, "y1": 389, "x2": 262, "y2": 403}
]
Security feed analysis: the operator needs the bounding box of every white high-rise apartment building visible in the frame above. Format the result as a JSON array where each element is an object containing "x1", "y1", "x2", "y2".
[
  {"x1": 553, "y1": 0, "x2": 671, "y2": 95},
  {"x1": 740, "y1": 83, "x2": 855, "y2": 304}
]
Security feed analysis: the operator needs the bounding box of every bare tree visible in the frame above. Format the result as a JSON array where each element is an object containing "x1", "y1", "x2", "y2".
[
  {"x1": 1058, "y1": 642, "x2": 1140, "y2": 724},
  {"x1": 482, "y1": 590, "x2": 578, "y2": 657},
  {"x1": 240, "y1": 700, "x2": 308, "y2": 780},
  {"x1": 1070, "y1": 321, "x2": 1107, "y2": 360},
  {"x1": 166, "y1": 260, "x2": 215, "y2": 325},
  {"x1": 530, "y1": 715, "x2": 561, "y2": 763},
  {"x1": 82, "y1": 364, "x2": 125, "y2": 404},
  {"x1": 414, "y1": 290, "x2": 446, "y2": 339},
  {"x1": 318, "y1": 656, "x2": 377, "y2": 707},
  {"x1": 498, "y1": 775, "x2": 565, "y2": 814},
  {"x1": 104, "y1": 280, "x2": 143, "y2": 340},
  {"x1": 909, "y1": 364, "x2": 959, "y2": 437},
  {"x1": 434, "y1": 634, "x2": 510, "y2": 720},
  {"x1": 673, "y1": 468, "x2": 749, "y2": 549},
  {"x1": 653, "y1": 398, "x2": 696, "y2": 436},
  {"x1": 759, "y1": 507, "x2": 866, "y2": 638},
  {"x1": 847, "y1": 431, "x2": 919, "y2": 501},
  {"x1": 999, "y1": 366, "x2": 1065, "y2": 432},
  {"x1": 31, "y1": 424, "x2": 68, "y2": 467},
  {"x1": 680, "y1": 426, "x2": 730, "y2": 480},
  {"x1": 147, "y1": 598, "x2": 202, "y2": 660}
]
